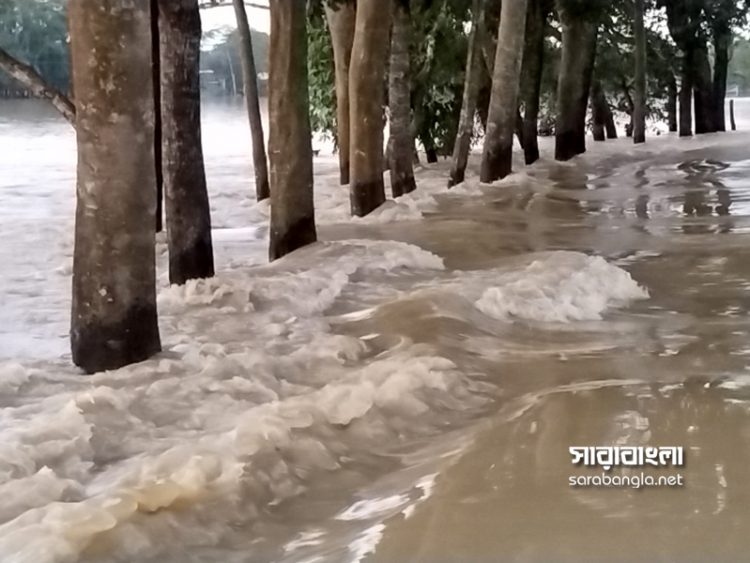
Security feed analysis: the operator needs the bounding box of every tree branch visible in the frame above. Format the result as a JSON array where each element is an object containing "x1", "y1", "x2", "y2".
[{"x1": 0, "y1": 46, "x2": 76, "y2": 125}]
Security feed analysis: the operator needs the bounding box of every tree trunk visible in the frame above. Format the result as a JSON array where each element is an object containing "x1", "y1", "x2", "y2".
[
  {"x1": 233, "y1": 0, "x2": 270, "y2": 200},
  {"x1": 349, "y1": 0, "x2": 391, "y2": 216},
  {"x1": 712, "y1": 27, "x2": 730, "y2": 133},
  {"x1": 604, "y1": 101, "x2": 618, "y2": 139},
  {"x1": 520, "y1": 0, "x2": 549, "y2": 165},
  {"x1": 679, "y1": 51, "x2": 693, "y2": 136},
  {"x1": 159, "y1": 0, "x2": 215, "y2": 285},
  {"x1": 325, "y1": 1, "x2": 356, "y2": 185},
  {"x1": 591, "y1": 79, "x2": 606, "y2": 141},
  {"x1": 730, "y1": 98, "x2": 736, "y2": 131},
  {"x1": 69, "y1": 0, "x2": 161, "y2": 373},
  {"x1": 480, "y1": 0, "x2": 528, "y2": 182},
  {"x1": 0, "y1": 46, "x2": 75, "y2": 124},
  {"x1": 448, "y1": 0, "x2": 484, "y2": 187},
  {"x1": 667, "y1": 72, "x2": 678, "y2": 132},
  {"x1": 388, "y1": 1, "x2": 416, "y2": 197},
  {"x1": 555, "y1": 7, "x2": 598, "y2": 161},
  {"x1": 151, "y1": 0, "x2": 164, "y2": 233},
  {"x1": 633, "y1": 0, "x2": 646, "y2": 144},
  {"x1": 268, "y1": 0, "x2": 317, "y2": 260},
  {"x1": 693, "y1": 45, "x2": 714, "y2": 134}
]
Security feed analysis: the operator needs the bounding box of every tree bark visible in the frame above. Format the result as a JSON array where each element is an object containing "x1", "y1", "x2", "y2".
[
  {"x1": 325, "y1": 1, "x2": 356, "y2": 185},
  {"x1": 159, "y1": 0, "x2": 215, "y2": 285},
  {"x1": 448, "y1": 0, "x2": 484, "y2": 188},
  {"x1": 633, "y1": 0, "x2": 646, "y2": 144},
  {"x1": 520, "y1": 0, "x2": 549, "y2": 165},
  {"x1": 233, "y1": 0, "x2": 270, "y2": 200},
  {"x1": 591, "y1": 79, "x2": 606, "y2": 141},
  {"x1": 0, "y1": 46, "x2": 75, "y2": 124},
  {"x1": 69, "y1": 0, "x2": 161, "y2": 373},
  {"x1": 604, "y1": 101, "x2": 618, "y2": 139},
  {"x1": 712, "y1": 26, "x2": 730, "y2": 133},
  {"x1": 268, "y1": 0, "x2": 317, "y2": 260},
  {"x1": 480, "y1": 0, "x2": 528, "y2": 182},
  {"x1": 693, "y1": 45, "x2": 715, "y2": 134},
  {"x1": 679, "y1": 60, "x2": 693, "y2": 137},
  {"x1": 554, "y1": 5, "x2": 598, "y2": 161},
  {"x1": 349, "y1": 0, "x2": 391, "y2": 216},
  {"x1": 667, "y1": 72, "x2": 678, "y2": 132},
  {"x1": 388, "y1": 1, "x2": 416, "y2": 197},
  {"x1": 151, "y1": 0, "x2": 164, "y2": 233}
]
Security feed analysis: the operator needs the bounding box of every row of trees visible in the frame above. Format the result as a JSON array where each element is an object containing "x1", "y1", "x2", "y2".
[{"x1": 0, "y1": 0, "x2": 747, "y2": 373}]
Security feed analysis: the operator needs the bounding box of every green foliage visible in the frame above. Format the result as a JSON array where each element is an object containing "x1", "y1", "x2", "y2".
[
  {"x1": 306, "y1": 10, "x2": 336, "y2": 139},
  {"x1": 410, "y1": 0, "x2": 470, "y2": 155}
]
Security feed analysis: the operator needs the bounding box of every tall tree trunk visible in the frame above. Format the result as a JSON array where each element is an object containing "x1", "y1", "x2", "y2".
[
  {"x1": 591, "y1": 79, "x2": 606, "y2": 141},
  {"x1": 0, "y1": 46, "x2": 75, "y2": 124},
  {"x1": 712, "y1": 26, "x2": 730, "y2": 133},
  {"x1": 633, "y1": 0, "x2": 646, "y2": 144},
  {"x1": 480, "y1": 0, "x2": 528, "y2": 182},
  {"x1": 604, "y1": 101, "x2": 618, "y2": 139},
  {"x1": 325, "y1": 1, "x2": 356, "y2": 185},
  {"x1": 268, "y1": 0, "x2": 317, "y2": 260},
  {"x1": 233, "y1": 0, "x2": 270, "y2": 200},
  {"x1": 151, "y1": 0, "x2": 164, "y2": 233},
  {"x1": 555, "y1": 5, "x2": 598, "y2": 161},
  {"x1": 520, "y1": 0, "x2": 549, "y2": 165},
  {"x1": 693, "y1": 45, "x2": 715, "y2": 134},
  {"x1": 667, "y1": 72, "x2": 678, "y2": 132},
  {"x1": 730, "y1": 98, "x2": 736, "y2": 130},
  {"x1": 388, "y1": 0, "x2": 416, "y2": 197},
  {"x1": 679, "y1": 64, "x2": 693, "y2": 137},
  {"x1": 448, "y1": 0, "x2": 484, "y2": 187},
  {"x1": 159, "y1": 0, "x2": 215, "y2": 285},
  {"x1": 69, "y1": 0, "x2": 161, "y2": 373},
  {"x1": 349, "y1": 0, "x2": 391, "y2": 216}
]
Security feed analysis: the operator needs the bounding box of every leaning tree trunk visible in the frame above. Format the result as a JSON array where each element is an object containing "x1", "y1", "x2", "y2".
[
  {"x1": 388, "y1": 0, "x2": 416, "y2": 197},
  {"x1": 520, "y1": 0, "x2": 548, "y2": 165},
  {"x1": 268, "y1": 0, "x2": 317, "y2": 260},
  {"x1": 448, "y1": 0, "x2": 484, "y2": 187},
  {"x1": 233, "y1": 0, "x2": 270, "y2": 200},
  {"x1": 591, "y1": 79, "x2": 607, "y2": 141},
  {"x1": 159, "y1": 0, "x2": 215, "y2": 285},
  {"x1": 69, "y1": 0, "x2": 161, "y2": 373},
  {"x1": 349, "y1": 0, "x2": 391, "y2": 216},
  {"x1": 0, "y1": 46, "x2": 75, "y2": 124},
  {"x1": 712, "y1": 26, "x2": 731, "y2": 133},
  {"x1": 555, "y1": 5, "x2": 598, "y2": 161},
  {"x1": 667, "y1": 72, "x2": 678, "y2": 132},
  {"x1": 480, "y1": 0, "x2": 528, "y2": 182},
  {"x1": 633, "y1": 0, "x2": 646, "y2": 144},
  {"x1": 693, "y1": 45, "x2": 715, "y2": 134},
  {"x1": 325, "y1": 1, "x2": 356, "y2": 185}
]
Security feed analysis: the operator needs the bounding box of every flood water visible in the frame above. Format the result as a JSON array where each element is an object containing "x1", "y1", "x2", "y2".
[{"x1": 2, "y1": 98, "x2": 750, "y2": 562}]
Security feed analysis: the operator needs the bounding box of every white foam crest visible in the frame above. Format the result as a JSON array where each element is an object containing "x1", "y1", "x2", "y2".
[
  {"x1": 159, "y1": 240, "x2": 443, "y2": 318},
  {"x1": 475, "y1": 252, "x2": 649, "y2": 322},
  {"x1": 0, "y1": 342, "x2": 479, "y2": 562}
]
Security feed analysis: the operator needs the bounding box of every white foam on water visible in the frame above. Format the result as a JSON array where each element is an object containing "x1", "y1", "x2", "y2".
[{"x1": 474, "y1": 252, "x2": 649, "y2": 322}]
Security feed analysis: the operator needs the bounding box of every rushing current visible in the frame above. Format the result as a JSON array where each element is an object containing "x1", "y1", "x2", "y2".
[{"x1": 2, "y1": 98, "x2": 750, "y2": 562}]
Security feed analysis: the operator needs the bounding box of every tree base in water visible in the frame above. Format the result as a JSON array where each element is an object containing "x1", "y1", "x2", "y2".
[{"x1": 71, "y1": 304, "x2": 161, "y2": 374}]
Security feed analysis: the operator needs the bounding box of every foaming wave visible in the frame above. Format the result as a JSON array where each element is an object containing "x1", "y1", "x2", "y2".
[{"x1": 474, "y1": 252, "x2": 648, "y2": 322}]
